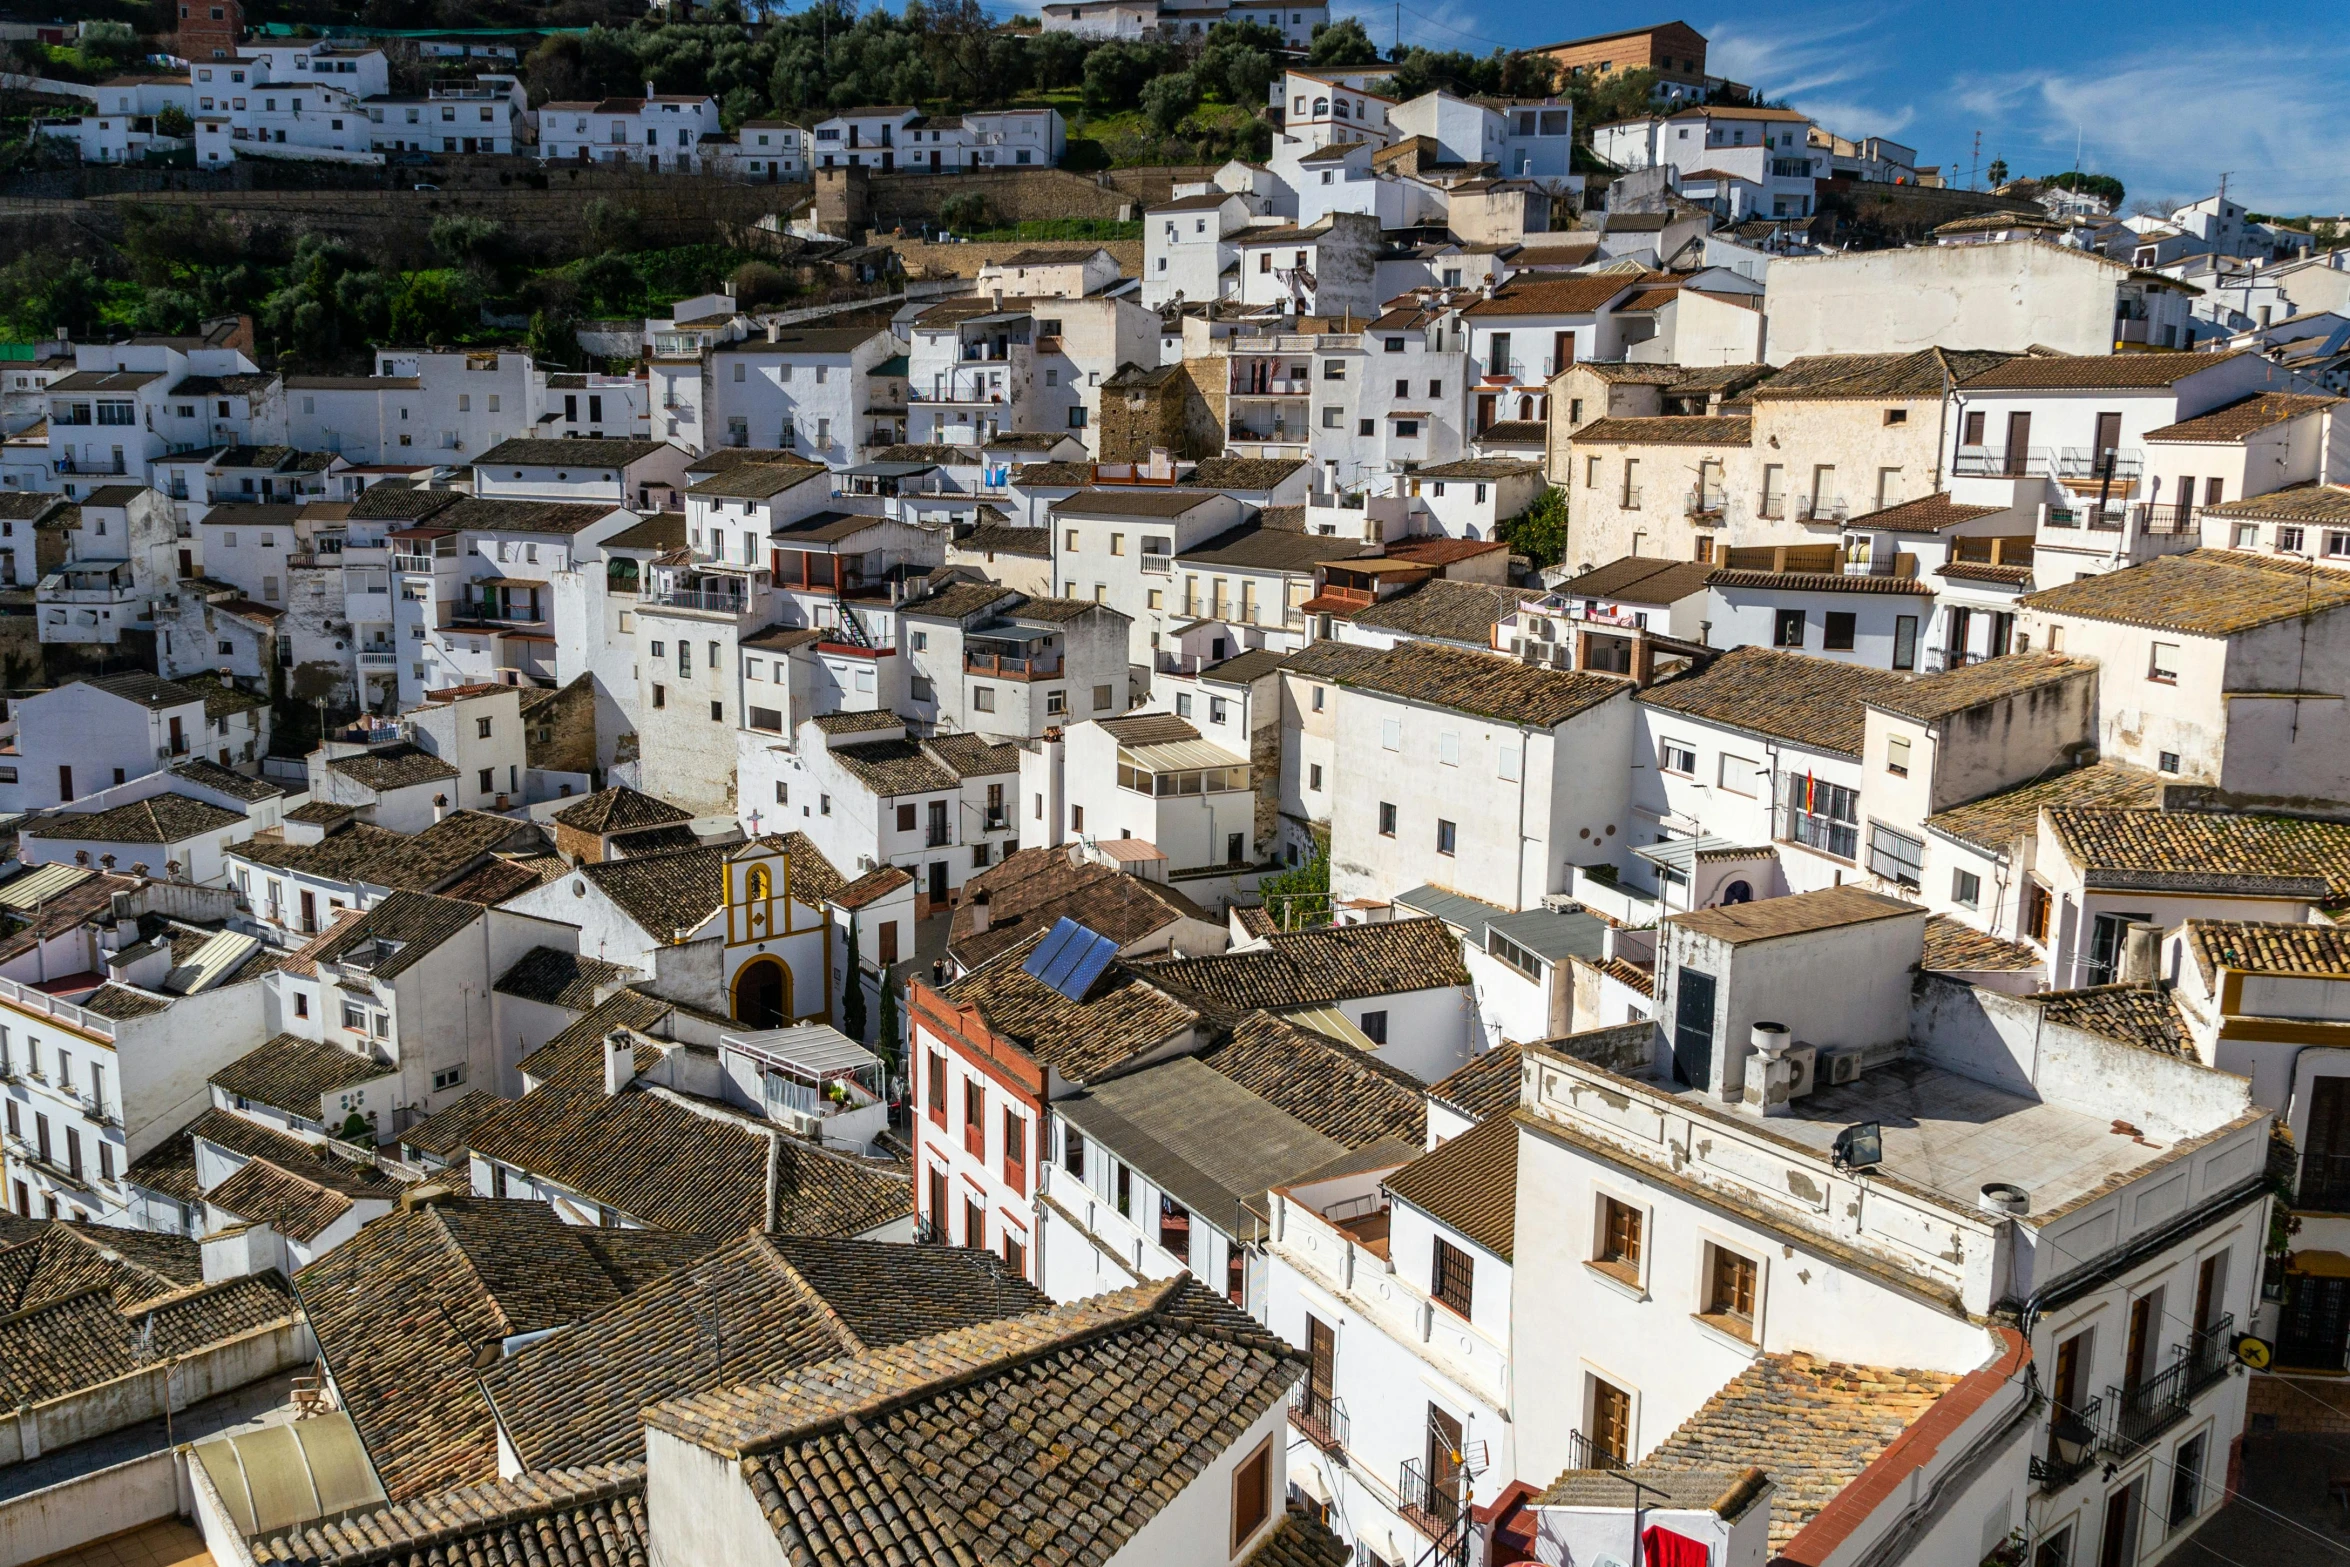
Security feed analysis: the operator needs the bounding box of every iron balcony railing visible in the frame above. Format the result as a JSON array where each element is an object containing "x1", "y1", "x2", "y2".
[
  {"x1": 2185, "y1": 1315, "x2": 2236, "y2": 1400},
  {"x1": 1952, "y1": 446, "x2": 2054, "y2": 478},
  {"x1": 2057, "y1": 447, "x2": 2145, "y2": 481},
  {"x1": 2133, "y1": 500, "x2": 2200, "y2": 536},
  {"x1": 1399, "y1": 1456, "x2": 1464, "y2": 1536},
  {"x1": 1289, "y1": 1384, "x2": 1349, "y2": 1454},
  {"x1": 2299, "y1": 1151, "x2": 2350, "y2": 1212},
  {"x1": 2104, "y1": 1354, "x2": 2195, "y2": 1454},
  {"x1": 2029, "y1": 1394, "x2": 2103, "y2": 1491},
  {"x1": 1560, "y1": 1430, "x2": 1626, "y2": 1472}
]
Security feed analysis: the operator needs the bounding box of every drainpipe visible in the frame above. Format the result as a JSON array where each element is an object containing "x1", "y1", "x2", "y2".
[{"x1": 1934, "y1": 358, "x2": 1955, "y2": 490}]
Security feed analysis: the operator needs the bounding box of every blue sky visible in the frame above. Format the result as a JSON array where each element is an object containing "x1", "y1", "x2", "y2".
[{"x1": 1288, "y1": 1, "x2": 2350, "y2": 214}]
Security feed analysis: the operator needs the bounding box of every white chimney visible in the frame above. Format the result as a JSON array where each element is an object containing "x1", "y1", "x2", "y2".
[
  {"x1": 969, "y1": 890, "x2": 991, "y2": 935},
  {"x1": 433, "y1": 792, "x2": 450, "y2": 822},
  {"x1": 603, "y1": 1029, "x2": 635, "y2": 1096},
  {"x1": 767, "y1": 320, "x2": 782, "y2": 344},
  {"x1": 1742, "y1": 1022, "x2": 1795, "y2": 1118}
]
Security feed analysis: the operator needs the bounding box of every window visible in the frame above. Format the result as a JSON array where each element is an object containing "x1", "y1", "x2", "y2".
[
  {"x1": 1378, "y1": 802, "x2": 1397, "y2": 837},
  {"x1": 1886, "y1": 735, "x2": 1910, "y2": 777},
  {"x1": 1780, "y1": 773, "x2": 1858, "y2": 860},
  {"x1": 1868, "y1": 823, "x2": 1925, "y2": 889},
  {"x1": 2169, "y1": 1431, "x2": 2208, "y2": 1528},
  {"x1": 652, "y1": 684, "x2": 666, "y2": 709},
  {"x1": 1115, "y1": 1159, "x2": 1131, "y2": 1217},
  {"x1": 973, "y1": 686, "x2": 996, "y2": 712},
  {"x1": 1773, "y1": 608, "x2": 1806, "y2": 648},
  {"x1": 1432, "y1": 1236, "x2": 1475, "y2": 1316},
  {"x1": 1309, "y1": 763, "x2": 1323, "y2": 791},
  {"x1": 1358, "y1": 1010, "x2": 1388, "y2": 1045},
  {"x1": 1952, "y1": 868, "x2": 1981, "y2": 908},
  {"x1": 1589, "y1": 1378, "x2": 1632, "y2": 1465},
  {"x1": 1313, "y1": 686, "x2": 1326, "y2": 712},
  {"x1": 1883, "y1": 407, "x2": 1908, "y2": 426},
  {"x1": 342, "y1": 1001, "x2": 368, "y2": 1032},
  {"x1": 1823, "y1": 611, "x2": 1856, "y2": 651},
  {"x1": 2149, "y1": 641, "x2": 2180, "y2": 682},
  {"x1": 1716, "y1": 754, "x2": 1756, "y2": 797},
  {"x1": 431, "y1": 1064, "x2": 467, "y2": 1091},
  {"x1": 1892, "y1": 615, "x2": 1918, "y2": 671},
  {"x1": 1230, "y1": 1437, "x2": 1272, "y2": 1552},
  {"x1": 897, "y1": 803, "x2": 917, "y2": 832},
  {"x1": 1380, "y1": 719, "x2": 1401, "y2": 751},
  {"x1": 820, "y1": 793, "x2": 832, "y2": 815},
  {"x1": 1595, "y1": 1196, "x2": 1642, "y2": 1282},
  {"x1": 1703, "y1": 1243, "x2": 1758, "y2": 1334},
  {"x1": 1659, "y1": 742, "x2": 1697, "y2": 776},
  {"x1": 1064, "y1": 1125, "x2": 1085, "y2": 1178}
]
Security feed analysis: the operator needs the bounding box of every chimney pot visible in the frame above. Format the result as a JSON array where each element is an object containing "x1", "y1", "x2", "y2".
[
  {"x1": 603, "y1": 1029, "x2": 635, "y2": 1096},
  {"x1": 970, "y1": 890, "x2": 991, "y2": 934}
]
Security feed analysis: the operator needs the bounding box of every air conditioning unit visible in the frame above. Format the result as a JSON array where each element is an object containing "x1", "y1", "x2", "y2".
[
  {"x1": 1820, "y1": 1048, "x2": 1864, "y2": 1086},
  {"x1": 1785, "y1": 1042, "x2": 1819, "y2": 1099}
]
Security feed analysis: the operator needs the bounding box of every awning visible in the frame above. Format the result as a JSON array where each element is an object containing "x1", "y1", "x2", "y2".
[
  {"x1": 1632, "y1": 834, "x2": 1764, "y2": 874},
  {"x1": 839, "y1": 461, "x2": 938, "y2": 478}
]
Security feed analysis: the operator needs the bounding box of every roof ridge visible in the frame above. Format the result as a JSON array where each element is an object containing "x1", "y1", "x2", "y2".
[
  {"x1": 749, "y1": 1231, "x2": 871, "y2": 1356},
  {"x1": 731, "y1": 1275, "x2": 1190, "y2": 1458},
  {"x1": 270, "y1": 1461, "x2": 646, "y2": 1564}
]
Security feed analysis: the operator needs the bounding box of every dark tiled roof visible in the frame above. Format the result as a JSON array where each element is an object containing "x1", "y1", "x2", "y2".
[
  {"x1": 519, "y1": 987, "x2": 682, "y2": 1089},
  {"x1": 581, "y1": 845, "x2": 728, "y2": 939},
  {"x1": 324, "y1": 743, "x2": 459, "y2": 792},
  {"x1": 686, "y1": 463, "x2": 828, "y2": 499},
  {"x1": 494, "y1": 946, "x2": 638, "y2": 1008},
  {"x1": 169, "y1": 757, "x2": 281, "y2": 803},
  {"x1": 1937, "y1": 561, "x2": 2034, "y2": 586},
  {"x1": 2030, "y1": 985, "x2": 2192, "y2": 1056},
  {"x1": 1053, "y1": 487, "x2": 1223, "y2": 518},
  {"x1": 602, "y1": 511, "x2": 688, "y2": 552},
  {"x1": 1247, "y1": 1508, "x2": 1352, "y2": 1567},
  {"x1": 1347, "y1": 579, "x2": 1542, "y2": 643},
  {"x1": 1098, "y1": 711, "x2": 1199, "y2": 746},
  {"x1": 1383, "y1": 1110, "x2": 1516, "y2": 1259},
  {"x1": 1850, "y1": 492, "x2": 2010, "y2": 533},
  {"x1": 948, "y1": 846, "x2": 1209, "y2": 970},
  {"x1": 1961, "y1": 349, "x2": 2248, "y2": 391},
  {"x1": 2143, "y1": 392, "x2": 2340, "y2": 443},
  {"x1": 252, "y1": 1462, "x2": 649, "y2": 1567},
  {"x1": 480, "y1": 1232, "x2": 1048, "y2": 1473},
  {"x1": 2049, "y1": 807, "x2": 2350, "y2": 899},
  {"x1": 134, "y1": 1109, "x2": 395, "y2": 1207},
  {"x1": 1462, "y1": 275, "x2": 1638, "y2": 316},
  {"x1": 79, "y1": 983, "x2": 170, "y2": 1019},
  {"x1": 830, "y1": 737, "x2": 959, "y2": 795},
  {"x1": 1149, "y1": 917, "x2": 1468, "y2": 1011},
  {"x1": 434, "y1": 496, "x2": 622, "y2": 536},
  {"x1": 476, "y1": 437, "x2": 670, "y2": 467},
  {"x1": 944, "y1": 932, "x2": 1201, "y2": 1085},
  {"x1": 952, "y1": 521, "x2": 1052, "y2": 558},
  {"x1": 86, "y1": 672, "x2": 203, "y2": 709},
  {"x1": 21, "y1": 793, "x2": 244, "y2": 845},
  {"x1": 1638, "y1": 647, "x2": 1915, "y2": 757},
  {"x1": 1199, "y1": 1011, "x2": 1428, "y2": 1149},
  {"x1": 397, "y1": 1090, "x2": 504, "y2": 1160},
  {"x1": 1187, "y1": 456, "x2": 1309, "y2": 490},
  {"x1": 2199, "y1": 484, "x2": 2350, "y2": 523},
  {"x1": 238, "y1": 811, "x2": 535, "y2": 895},
  {"x1": 467, "y1": 1087, "x2": 909, "y2": 1238},
  {"x1": 211, "y1": 1034, "x2": 390, "y2": 1117},
  {"x1": 1672, "y1": 884, "x2": 1918, "y2": 945},
  {"x1": 1476, "y1": 420, "x2": 1547, "y2": 443},
  {"x1": 1748, "y1": 348, "x2": 2013, "y2": 401},
  {"x1": 1414, "y1": 456, "x2": 1546, "y2": 480},
  {"x1": 2021, "y1": 548, "x2": 2350, "y2": 634},
  {"x1": 296, "y1": 1201, "x2": 716, "y2": 1499},
  {"x1": 552, "y1": 784, "x2": 694, "y2": 835},
  {"x1": 0, "y1": 1270, "x2": 297, "y2": 1407},
  {"x1": 1427, "y1": 1041, "x2": 1523, "y2": 1122},
  {"x1": 1921, "y1": 915, "x2": 2041, "y2": 972},
  {"x1": 204, "y1": 1158, "x2": 363, "y2": 1242},
  {"x1": 0, "y1": 1222, "x2": 200, "y2": 1316},
  {"x1": 1178, "y1": 519, "x2": 1365, "y2": 573},
  {"x1": 1864, "y1": 652, "x2": 2091, "y2": 722},
  {"x1": 310, "y1": 890, "x2": 483, "y2": 980},
  {"x1": 1553, "y1": 1353, "x2": 1961, "y2": 1552},
  {"x1": 1573, "y1": 415, "x2": 1752, "y2": 445},
  {"x1": 1925, "y1": 762, "x2": 2162, "y2": 852},
  {"x1": 1707, "y1": 568, "x2": 1932, "y2": 596},
  {"x1": 642, "y1": 1277, "x2": 1304, "y2": 1563},
  {"x1": 902, "y1": 579, "x2": 1023, "y2": 621},
  {"x1": 1339, "y1": 640, "x2": 1629, "y2": 726},
  {"x1": 1558, "y1": 555, "x2": 1717, "y2": 603},
  {"x1": 923, "y1": 731, "x2": 1023, "y2": 779}
]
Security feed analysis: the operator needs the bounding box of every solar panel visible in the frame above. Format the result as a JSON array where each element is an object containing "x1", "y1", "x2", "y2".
[
  {"x1": 1024, "y1": 916, "x2": 1118, "y2": 1002},
  {"x1": 1023, "y1": 917, "x2": 1083, "y2": 982}
]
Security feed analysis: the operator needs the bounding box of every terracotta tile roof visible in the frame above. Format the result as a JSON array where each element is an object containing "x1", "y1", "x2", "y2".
[
  {"x1": 211, "y1": 1034, "x2": 392, "y2": 1118},
  {"x1": 2049, "y1": 807, "x2": 2350, "y2": 899},
  {"x1": 1558, "y1": 555, "x2": 1717, "y2": 603},
  {"x1": 1053, "y1": 486, "x2": 1224, "y2": 518},
  {"x1": 1098, "y1": 711, "x2": 1199, "y2": 746},
  {"x1": 236, "y1": 813, "x2": 535, "y2": 896},
  {"x1": 1477, "y1": 420, "x2": 1547, "y2": 443},
  {"x1": 829, "y1": 736, "x2": 960, "y2": 796},
  {"x1": 603, "y1": 511, "x2": 688, "y2": 552},
  {"x1": 2029, "y1": 984, "x2": 2193, "y2": 1056},
  {"x1": 1382, "y1": 1111, "x2": 1517, "y2": 1260},
  {"x1": 1937, "y1": 560, "x2": 2034, "y2": 586},
  {"x1": 642, "y1": 1276, "x2": 1304, "y2": 1563},
  {"x1": 1199, "y1": 1011, "x2": 1428, "y2": 1149},
  {"x1": 2200, "y1": 483, "x2": 2350, "y2": 523},
  {"x1": 132, "y1": 1108, "x2": 395, "y2": 1208},
  {"x1": 1670, "y1": 884, "x2": 1919, "y2": 945},
  {"x1": 2186, "y1": 919, "x2": 2350, "y2": 984},
  {"x1": 0, "y1": 1222, "x2": 201, "y2": 1315},
  {"x1": 580, "y1": 845, "x2": 729, "y2": 939},
  {"x1": 476, "y1": 437, "x2": 669, "y2": 468},
  {"x1": 1553, "y1": 1353, "x2": 1962, "y2": 1552},
  {"x1": 2144, "y1": 391, "x2": 2341, "y2": 443},
  {"x1": 78, "y1": 983, "x2": 170, "y2": 1019},
  {"x1": 551, "y1": 784, "x2": 693, "y2": 835},
  {"x1": 1588, "y1": 953, "x2": 1656, "y2": 996},
  {"x1": 1707, "y1": 567, "x2": 1933, "y2": 596},
  {"x1": 1188, "y1": 455, "x2": 1310, "y2": 490},
  {"x1": 396, "y1": 1090, "x2": 504, "y2": 1161},
  {"x1": 169, "y1": 757, "x2": 282, "y2": 804},
  {"x1": 1924, "y1": 762, "x2": 2162, "y2": 852},
  {"x1": 204, "y1": 1157, "x2": 363, "y2": 1242},
  {"x1": 1338, "y1": 640, "x2": 1630, "y2": 727},
  {"x1": 808, "y1": 709, "x2": 903, "y2": 736},
  {"x1": 922, "y1": 731, "x2": 1022, "y2": 779},
  {"x1": 1412, "y1": 457, "x2": 1545, "y2": 480},
  {"x1": 1428, "y1": 1041, "x2": 1523, "y2": 1122},
  {"x1": 1921, "y1": 915, "x2": 2042, "y2": 972},
  {"x1": 1749, "y1": 349, "x2": 2014, "y2": 401},
  {"x1": 480, "y1": 1231, "x2": 1048, "y2": 1473},
  {"x1": 1864, "y1": 652, "x2": 2092, "y2": 722},
  {"x1": 252, "y1": 1462, "x2": 650, "y2": 1567},
  {"x1": 309, "y1": 890, "x2": 483, "y2": 980},
  {"x1": 295, "y1": 1201, "x2": 717, "y2": 1499},
  {"x1": 1961, "y1": 349, "x2": 2249, "y2": 391},
  {"x1": 0, "y1": 1270, "x2": 298, "y2": 1407},
  {"x1": 493, "y1": 945, "x2": 638, "y2": 1009},
  {"x1": 21, "y1": 793, "x2": 245, "y2": 845},
  {"x1": 466, "y1": 1087, "x2": 909, "y2": 1238},
  {"x1": 1851, "y1": 492, "x2": 2010, "y2": 533},
  {"x1": 1348, "y1": 579, "x2": 1543, "y2": 644},
  {"x1": 1246, "y1": 1507, "x2": 1352, "y2": 1567},
  {"x1": 324, "y1": 743, "x2": 459, "y2": 792},
  {"x1": 1639, "y1": 646, "x2": 1915, "y2": 757},
  {"x1": 948, "y1": 845, "x2": 1209, "y2": 970},
  {"x1": 1148, "y1": 917, "x2": 1468, "y2": 1011},
  {"x1": 2023, "y1": 548, "x2": 2350, "y2": 634},
  {"x1": 1462, "y1": 275, "x2": 1638, "y2": 317},
  {"x1": 944, "y1": 931, "x2": 1201, "y2": 1085},
  {"x1": 433, "y1": 856, "x2": 551, "y2": 905},
  {"x1": 1573, "y1": 415, "x2": 1752, "y2": 446}
]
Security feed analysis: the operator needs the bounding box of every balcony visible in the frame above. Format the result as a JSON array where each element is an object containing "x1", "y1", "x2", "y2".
[
  {"x1": 2299, "y1": 1152, "x2": 2350, "y2": 1212},
  {"x1": 1475, "y1": 356, "x2": 1552, "y2": 382},
  {"x1": 2104, "y1": 1355, "x2": 2194, "y2": 1454},
  {"x1": 965, "y1": 650, "x2": 1062, "y2": 680},
  {"x1": 1684, "y1": 489, "x2": 1725, "y2": 518},
  {"x1": 54, "y1": 457, "x2": 129, "y2": 476},
  {"x1": 392, "y1": 551, "x2": 455, "y2": 574},
  {"x1": 1226, "y1": 419, "x2": 1307, "y2": 446},
  {"x1": 1140, "y1": 552, "x2": 1172, "y2": 575},
  {"x1": 2057, "y1": 447, "x2": 2145, "y2": 482},
  {"x1": 1797, "y1": 494, "x2": 1847, "y2": 524},
  {"x1": 2133, "y1": 500, "x2": 2199, "y2": 536},
  {"x1": 1399, "y1": 1454, "x2": 1477, "y2": 1542},
  {"x1": 2029, "y1": 1396, "x2": 2103, "y2": 1491},
  {"x1": 1952, "y1": 446, "x2": 2053, "y2": 478},
  {"x1": 648, "y1": 584, "x2": 751, "y2": 615},
  {"x1": 1231, "y1": 372, "x2": 1310, "y2": 398},
  {"x1": 1289, "y1": 1384, "x2": 1349, "y2": 1455},
  {"x1": 357, "y1": 648, "x2": 398, "y2": 671}
]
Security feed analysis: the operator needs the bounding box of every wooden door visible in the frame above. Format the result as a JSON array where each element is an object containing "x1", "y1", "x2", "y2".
[
  {"x1": 2194, "y1": 1253, "x2": 2226, "y2": 1334},
  {"x1": 2052, "y1": 1330, "x2": 2089, "y2": 1415},
  {"x1": 300, "y1": 889, "x2": 316, "y2": 934},
  {"x1": 2124, "y1": 1291, "x2": 2158, "y2": 1390},
  {"x1": 2004, "y1": 411, "x2": 2032, "y2": 474},
  {"x1": 1553, "y1": 330, "x2": 1576, "y2": 374},
  {"x1": 1426, "y1": 1403, "x2": 1463, "y2": 1497},
  {"x1": 2094, "y1": 411, "x2": 2123, "y2": 456},
  {"x1": 2098, "y1": 1480, "x2": 2139, "y2": 1567},
  {"x1": 57, "y1": 765, "x2": 71, "y2": 801},
  {"x1": 2279, "y1": 1273, "x2": 2350, "y2": 1369},
  {"x1": 1591, "y1": 1379, "x2": 1631, "y2": 1463},
  {"x1": 1307, "y1": 1317, "x2": 1335, "y2": 1410}
]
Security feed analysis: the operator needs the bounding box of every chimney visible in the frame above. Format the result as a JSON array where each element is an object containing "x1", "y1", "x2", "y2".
[
  {"x1": 433, "y1": 792, "x2": 450, "y2": 822},
  {"x1": 644, "y1": 80, "x2": 656, "y2": 100},
  {"x1": 764, "y1": 1132, "x2": 783, "y2": 1232},
  {"x1": 603, "y1": 1029, "x2": 636, "y2": 1096},
  {"x1": 767, "y1": 320, "x2": 782, "y2": 344},
  {"x1": 969, "y1": 889, "x2": 991, "y2": 935},
  {"x1": 1742, "y1": 1022, "x2": 1795, "y2": 1118},
  {"x1": 2119, "y1": 921, "x2": 2163, "y2": 988},
  {"x1": 991, "y1": 287, "x2": 1004, "y2": 311}
]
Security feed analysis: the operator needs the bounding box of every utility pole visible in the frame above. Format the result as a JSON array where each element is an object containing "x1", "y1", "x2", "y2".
[
  {"x1": 2218, "y1": 171, "x2": 2231, "y2": 206},
  {"x1": 1968, "y1": 129, "x2": 1982, "y2": 192}
]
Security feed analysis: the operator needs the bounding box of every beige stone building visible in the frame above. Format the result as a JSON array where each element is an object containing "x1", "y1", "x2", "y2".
[{"x1": 1562, "y1": 415, "x2": 1750, "y2": 573}]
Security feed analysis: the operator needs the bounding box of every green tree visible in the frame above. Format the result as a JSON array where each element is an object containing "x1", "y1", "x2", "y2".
[
  {"x1": 430, "y1": 214, "x2": 516, "y2": 282},
  {"x1": 582, "y1": 198, "x2": 641, "y2": 254},
  {"x1": 842, "y1": 917, "x2": 868, "y2": 1042},
  {"x1": 730, "y1": 260, "x2": 792, "y2": 311},
  {"x1": 1082, "y1": 39, "x2": 1173, "y2": 117},
  {"x1": 875, "y1": 973, "x2": 900, "y2": 1078},
  {"x1": 1029, "y1": 28, "x2": 1089, "y2": 90},
  {"x1": 0, "y1": 252, "x2": 104, "y2": 341},
  {"x1": 937, "y1": 190, "x2": 990, "y2": 234},
  {"x1": 155, "y1": 104, "x2": 193, "y2": 138},
  {"x1": 1305, "y1": 18, "x2": 1378, "y2": 67},
  {"x1": 526, "y1": 307, "x2": 583, "y2": 372},
  {"x1": 2042, "y1": 170, "x2": 2125, "y2": 207},
  {"x1": 1496, "y1": 485, "x2": 1568, "y2": 566},
  {"x1": 1199, "y1": 38, "x2": 1274, "y2": 107},
  {"x1": 573, "y1": 250, "x2": 645, "y2": 316},
  {"x1": 1985, "y1": 158, "x2": 2010, "y2": 188},
  {"x1": 1141, "y1": 70, "x2": 1200, "y2": 135},
  {"x1": 1257, "y1": 844, "x2": 1330, "y2": 931},
  {"x1": 389, "y1": 271, "x2": 472, "y2": 347}
]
